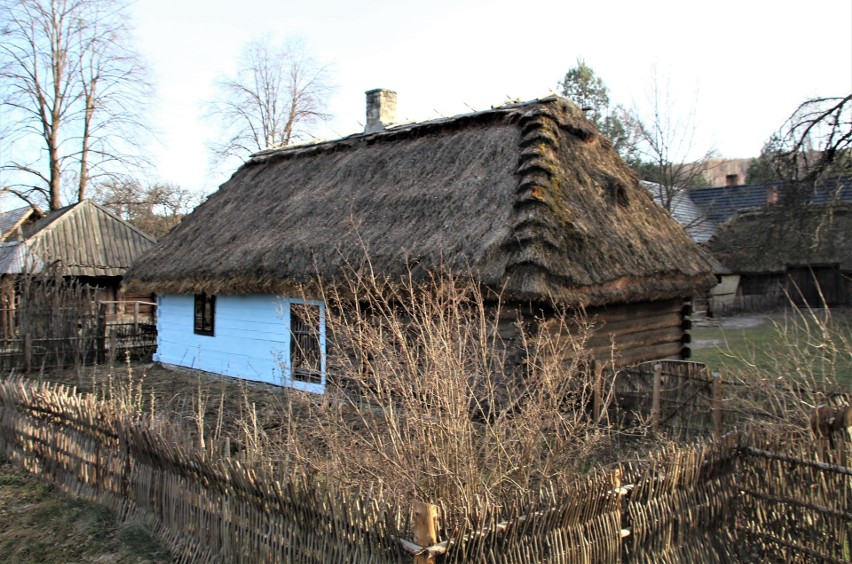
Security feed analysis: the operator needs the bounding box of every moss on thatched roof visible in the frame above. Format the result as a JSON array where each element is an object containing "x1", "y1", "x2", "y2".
[
  {"x1": 710, "y1": 203, "x2": 852, "y2": 274},
  {"x1": 126, "y1": 96, "x2": 713, "y2": 306}
]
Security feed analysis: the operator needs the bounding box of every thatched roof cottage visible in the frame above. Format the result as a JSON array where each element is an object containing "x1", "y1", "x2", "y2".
[
  {"x1": 711, "y1": 203, "x2": 851, "y2": 309},
  {"x1": 126, "y1": 91, "x2": 713, "y2": 392}
]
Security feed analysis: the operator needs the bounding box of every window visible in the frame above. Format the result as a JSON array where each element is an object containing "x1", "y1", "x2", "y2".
[
  {"x1": 289, "y1": 302, "x2": 323, "y2": 386},
  {"x1": 194, "y1": 293, "x2": 215, "y2": 335}
]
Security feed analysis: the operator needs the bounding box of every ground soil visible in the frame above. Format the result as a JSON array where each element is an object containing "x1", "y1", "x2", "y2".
[
  {"x1": 30, "y1": 361, "x2": 304, "y2": 451},
  {"x1": 0, "y1": 461, "x2": 171, "y2": 563}
]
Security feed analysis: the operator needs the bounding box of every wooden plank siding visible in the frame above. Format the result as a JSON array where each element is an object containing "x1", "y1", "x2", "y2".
[
  {"x1": 588, "y1": 299, "x2": 688, "y2": 366},
  {"x1": 155, "y1": 294, "x2": 326, "y2": 391}
]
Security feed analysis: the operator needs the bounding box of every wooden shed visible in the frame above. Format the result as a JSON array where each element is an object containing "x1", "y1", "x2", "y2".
[
  {"x1": 125, "y1": 93, "x2": 714, "y2": 392},
  {"x1": 0, "y1": 199, "x2": 156, "y2": 306},
  {"x1": 711, "y1": 203, "x2": 852, "y2": 309}
]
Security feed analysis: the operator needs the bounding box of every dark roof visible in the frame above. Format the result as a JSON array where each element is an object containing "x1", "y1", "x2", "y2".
[
  {"x1": 710, "y1": 203, "x2": 852, "y2": 274},
  {"x1": 689, "y1": 176, "x2": 852, "y2": 225},
  {"x1": 126, "y1": 96, "x2": 713, "y2": 306},
  {"x1": 0, "y1": 200, "x2": 156, "y2": 277},
  {"x1": 0, "y1": 205, "x2": 42, "y2": 242}
]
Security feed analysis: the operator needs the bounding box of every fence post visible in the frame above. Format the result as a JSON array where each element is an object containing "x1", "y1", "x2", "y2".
[
  {"x1": 96, "y1": 302, "x2": 106, "y2": 364},
  {"x1": 593, "y1": 361, "x2": 604, "y2": 422},
  {"x1": 23, "y1": 332, "x2": 31, "y2": 374},
  {"x1": 133, "y1": 301, "x2": 139, "y2": 333},
  {"x1": 413, "y1": 501, "x2": 439, "y2": 564},
  {"x1": 712, "y1": 370, "x2": 723, "y2": 440},
  {"x1": 651, "y1": 363, "x2": 661, "y2": 433}
]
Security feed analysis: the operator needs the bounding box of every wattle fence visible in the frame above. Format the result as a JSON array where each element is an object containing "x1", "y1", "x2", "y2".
[{"x1": 0, "y1": 378, "x2": 849, "y2": 562}]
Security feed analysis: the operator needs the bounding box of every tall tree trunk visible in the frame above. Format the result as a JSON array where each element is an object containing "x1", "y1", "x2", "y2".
[
  {"x1": 78, "y1": 85, "x2": 95, "y2": 202},
  {"x1": 48, "y1": 131, "x2": 62, "y2": 210}
]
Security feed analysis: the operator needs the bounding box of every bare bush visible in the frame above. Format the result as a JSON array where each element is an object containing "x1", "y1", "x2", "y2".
[
  {"x1": 266, "y1": 270, "x2": 619, "y2": 509},
  {"x1": 716, "y1": 298, "x2": 851, "y2": 436}
]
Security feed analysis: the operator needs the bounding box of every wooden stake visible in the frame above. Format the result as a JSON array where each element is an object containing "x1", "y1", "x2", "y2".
[
  {"x1": 23, "y1": 332, "x2": 31, "y2": 374},
  {"x1": 651, "y1": 363, "x2": 662, "y2": 433},
  {"x1": 593, "y1": 361, "x2": 604, "y2": 422},
  {"x1": 413, "y1": 501, "x2": 439, "y2": 564},
  {"x1": 712, "y1": 370, "x2": 723, "y2": 440}
]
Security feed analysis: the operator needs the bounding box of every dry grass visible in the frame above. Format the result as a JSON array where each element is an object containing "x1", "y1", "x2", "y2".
[
  {"x1": 0, "y1": 460, "x2": 171, "y2": 563},
  {"x1": 33, "y1": 269, "x2": 851, "y2": 513},
  {"x1": 43, "y1": 270, "x2": 636, "y2": 510}
]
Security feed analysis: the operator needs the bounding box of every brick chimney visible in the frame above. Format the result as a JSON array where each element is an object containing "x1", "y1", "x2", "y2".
[
  {"x1": 766, "y1": 186, "x2": 779, "y2": 205},
  {"x1": 725, "y1": 174, "x2": 739, "y2": 187},
  {"x1": 365, "y1": 89, "x2": 397, "y2": 133}
]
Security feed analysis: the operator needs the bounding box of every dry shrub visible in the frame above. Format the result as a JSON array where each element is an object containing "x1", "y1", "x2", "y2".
[
  {"x1": 11, "y1": 267, "x2": 99, "y2": 377},
  {"x1": 274, "y1": 269, "x2": 617, "y2": 508},
  {"x1": 721, "y1": 299, "x2": 851, "y2": 435}
]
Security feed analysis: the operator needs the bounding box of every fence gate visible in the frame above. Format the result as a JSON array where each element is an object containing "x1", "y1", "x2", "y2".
[{"x1": 614, "y1": 360, "x2": 717, "y2": 439}]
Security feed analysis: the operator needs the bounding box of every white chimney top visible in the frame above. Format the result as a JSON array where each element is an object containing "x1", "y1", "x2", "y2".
[{"x1": 365, "y1": 89, "x2": 397, "y2": 133}]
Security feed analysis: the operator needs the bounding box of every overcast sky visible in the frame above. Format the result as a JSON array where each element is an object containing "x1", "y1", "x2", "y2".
[{"x1": 131, "y1": 0, "x2": 851, "y2": 195}]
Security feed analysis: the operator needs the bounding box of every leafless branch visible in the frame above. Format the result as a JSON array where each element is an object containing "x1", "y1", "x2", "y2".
[
  {"x1": 206, "y1": 36, "x2": 333, "y2": 167},
  {"x1": 0, "y1": 0, "x2": 151, "y2": 210}
]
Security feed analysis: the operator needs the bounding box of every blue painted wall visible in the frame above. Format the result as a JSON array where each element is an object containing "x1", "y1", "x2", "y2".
[{"x1": 155, "y1": 294, "x2": 326, "y2": 393}]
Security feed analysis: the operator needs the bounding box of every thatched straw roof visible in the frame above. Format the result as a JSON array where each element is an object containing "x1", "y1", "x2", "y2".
[
  {"x1": 126, "y1": 96, "x2": 713, "y2": 306},
  {"x1": 710, "y1": 203, "x2": 852, "y2": 274}
]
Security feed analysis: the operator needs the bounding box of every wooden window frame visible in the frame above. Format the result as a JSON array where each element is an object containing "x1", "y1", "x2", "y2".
[
  {"x1": 194, "y1": 293, "x2": 215, "y2": 336},
  {"x1": 288, "y1": 300, "x2": 325, "y2": 393}
]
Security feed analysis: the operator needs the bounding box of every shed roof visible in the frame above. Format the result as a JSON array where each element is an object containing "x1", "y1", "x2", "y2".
[
  {"x1": 689, "y1": 176, "x2": 852, "y2": 225},
  {"x1": 126, "y1": 96, "x2": 713, "y2": 306},
  {"x1": 642, "y1": 182, "x2": 717, "y2": 244},
  {"x1": 0, "y1": 205, "x2": 43, "y2": 242},
  {"x1": 0, "y1": 200, "x2": 156, "y2": 277}
]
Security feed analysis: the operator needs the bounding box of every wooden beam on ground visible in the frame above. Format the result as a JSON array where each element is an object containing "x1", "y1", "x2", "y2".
[{"x1": 413, "y1": 501, "x2": 439, "y2": 564}]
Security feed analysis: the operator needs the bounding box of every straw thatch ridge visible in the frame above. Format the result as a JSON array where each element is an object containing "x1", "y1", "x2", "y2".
[
  {"x1": 126, "y1": 96, "x2": 713, "y2": 306},
  {"x1": 710, "y1": 203, "x2": 852, "y2": 274}
]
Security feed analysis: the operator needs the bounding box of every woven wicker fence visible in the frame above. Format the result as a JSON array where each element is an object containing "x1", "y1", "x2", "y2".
[
  {"x1": 0, "y1": 378, "x2": 848, "y2": 562},
  {"x1": 614, "y1": 360, "x2": 851, "y2": 441}
]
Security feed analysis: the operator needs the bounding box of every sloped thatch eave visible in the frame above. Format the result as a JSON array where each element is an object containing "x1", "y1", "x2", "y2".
[
  {"x1": 710, "y1": 204, "x2": 852, "y2": 274},
  {"x1": 125, "y1": 96, "x2": 713, "y2": 303}
]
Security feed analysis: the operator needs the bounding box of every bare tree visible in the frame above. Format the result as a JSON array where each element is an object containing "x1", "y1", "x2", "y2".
[
  {"x1": 750, "y1": 95, "x2": 852, "y2": 206},
  {"x1": 634, "y1": 69, "x2": 716, "y2": 213},
  {"x1": 0, "y1": 0, "x2": 150, "y2": 210},
  {"x1": 207, "y1": 37, "x2": 333, "y2": 162},
  {"x1": 93, "y1": 178, "x2": 199, "y2": 239}
]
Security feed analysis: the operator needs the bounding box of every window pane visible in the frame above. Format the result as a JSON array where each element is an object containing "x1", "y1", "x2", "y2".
[
  {"x1": 194, "y1": 294, "x2": 215, "y2": 335},
  {"x1": 290, "y1": 303, "x2": 321, "y2": 384}
]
